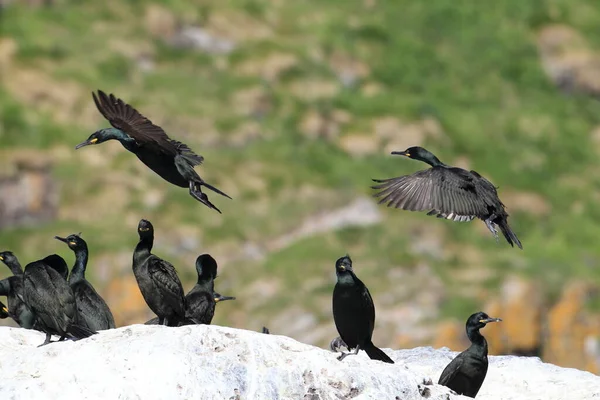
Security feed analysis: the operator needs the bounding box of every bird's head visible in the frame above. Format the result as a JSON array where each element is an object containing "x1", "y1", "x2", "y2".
[
  {"x1": 75, "y1": 128, "x2": 120, "y2": 150},
  {"x1": 335, "y1": 254, "x2": 353, "y2": 275},
  {"x1": 137, "y1": 219, "x2": 154, "y2": 238},
  {"x1": 55, "y1": 233, "x2": 86, "y2": 251},
  {"x1": 392, "y1": 146, "x2": 442, "y2": 166},
  {"x1": 467, "y1": 311, "x2": 502, "y2": 331},
  {"x1": 0, "y1": 250, "x2": 17, "y2": 265},
  {"x1": 195, "y1": 254, "x2": 218, "y2": 281}
]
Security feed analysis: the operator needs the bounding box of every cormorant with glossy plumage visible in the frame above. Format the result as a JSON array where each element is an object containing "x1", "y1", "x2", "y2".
[
  {"x1": 0, "y1": 251, "x2": 36, "y2": 328},
  {"x1": 22, "y1": 254, "x2": 96, "y2": 346},
  {"x1": 55, "y1": 234, "x2": 115, "y2": 330},
  {"x1": 133, "y1": 219, "x2": 185, "y2": 327},
  {"x1": 332, "y1": 255, "x2": 393, "y2": 364},
  {"x1": 75, "y1": 90, "x2": 231, "y2": 213},
  {"x1": 183, "y1": 254, "x2": 219, "y2": 325},
  {"x1": 438, "y1": 311, "x2": 502, "y2": 398},
  {"x1": 372, "y1": 146, "x2": 522, "y2": 249}
]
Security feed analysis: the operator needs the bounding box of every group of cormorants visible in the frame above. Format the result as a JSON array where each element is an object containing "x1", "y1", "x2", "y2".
[
  {"x1": 0, "y1": 90, "x2": 523, "y2": 398},
  {"x1": 0, "y1": 220, "x2": 233, "y2": 346}
]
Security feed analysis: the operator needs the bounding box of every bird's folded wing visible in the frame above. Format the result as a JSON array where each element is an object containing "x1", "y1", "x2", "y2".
[
  {"x1": 372, "y1": 168, "x2": 489, "y2": 219},
  {"x1": 147, "y1": 257, "x2": 185, "y2": 303},
  {"x1": 438, "y1": 356, "x2": 464, "y2": 386}
]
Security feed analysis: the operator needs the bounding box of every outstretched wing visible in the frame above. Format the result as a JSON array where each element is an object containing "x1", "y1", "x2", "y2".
[
  {"x1": 372, "y1": 167, "x2": 491, "y2": 221},
  {"x1": 93, "y1": 90, "x2": 203, "y2": 164}
]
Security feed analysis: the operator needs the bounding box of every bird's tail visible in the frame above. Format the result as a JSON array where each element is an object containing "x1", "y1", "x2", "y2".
[
  {"x1": 68, "y1": 324, "x2": 97, "y2": 340},
  {"x1": 202, "y1": 183, "x2": 231, "y2": 201},
  {"x1": 364, "y1": 342, "x2": 394, "y2": 364},
  {"x1": 144, "y1": 317, "x2": 159, "y2": 325},
  {"x1": 497, "y1": 218, "x2": 523, "y2": 250}
]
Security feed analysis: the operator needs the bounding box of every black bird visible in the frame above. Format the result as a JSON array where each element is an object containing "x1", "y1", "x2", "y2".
[
  {"x1": 183, "y1": 254, "x2": 219, "y2": 325},
  {"x1": 438, "y1": 311, "x2": 502, "y2": 398},
  {"x1": 372, "y1": 146, "x2": 522, "y2": 249},
  {"x1": 22, "y1": 254, "x2": 96, "y2": 346},
  {"x1": 262, "y1": 326, "x2": 270, "y2": 334},
  {"x1": 0, "y1": 300, "x2": 8, "y2": 319},
  {"x1": 75, "y1": 90, "x2": 231, "y2": 213},
  {"x1": 0, "y1": 251, "x2": 36, "y2": 328},
  {"x1": 144, "y1": 290, "x2": 235, "y2": 325},
  {"x1": 332, "y1": 255, "x2": 394, "y2": 364},
  {"x1": 133, "y1": 219, "x2": 185, "y2": 327},
  {"x1": 55, "y1": 234, "x2": 115, "y2": 331}
]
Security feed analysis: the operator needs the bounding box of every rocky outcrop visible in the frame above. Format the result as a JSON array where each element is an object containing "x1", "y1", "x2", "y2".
[{"x1": 0, "y1": 325, "x2": 599, "y2": 400}]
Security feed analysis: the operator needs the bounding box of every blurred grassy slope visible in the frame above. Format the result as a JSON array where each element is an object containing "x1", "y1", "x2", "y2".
[{"x1": 1, "y1": 0, "x2": 600, "y2": 346}]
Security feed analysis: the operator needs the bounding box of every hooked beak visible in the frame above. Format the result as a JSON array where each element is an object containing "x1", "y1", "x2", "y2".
[
  {"x1": 480, "y1": 317, "x2": 502, "y2": 324},
  {"x1": 75, "y1": 138, "x2": 98, "y2": 150},
  {"x1": 54, "y1": 236, "x2": 68, "y2": 243},
  {"x1": 391, "y1": 150, "x2": 410, "y2": 157},
  {"x1": 215, "y1": 295, "x2": 236, "y2": 303}
]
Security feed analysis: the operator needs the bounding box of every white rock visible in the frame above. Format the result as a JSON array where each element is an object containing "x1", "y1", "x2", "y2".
[{"x1": 0, "y1": 325, "x2": 598, "y2": 400}]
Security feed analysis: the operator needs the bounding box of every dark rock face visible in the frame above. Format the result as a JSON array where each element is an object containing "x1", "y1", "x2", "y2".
[{"x1": 0, "y1": 158, "x2": 58, "y2": 229}]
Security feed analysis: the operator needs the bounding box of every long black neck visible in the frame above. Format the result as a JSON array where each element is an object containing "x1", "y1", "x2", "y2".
[
  {"x1": 70, "y1": 245, "x2": 89, "y2": 284},
  {"x1": 422, "y1": 154, "x2": 445, "y2": 167},
  {"x1": 134, "y1": 235, "x2": 153, "y2": 264},
  {"x1": 6, "y1": 259, "x2": 23, "y2": 276},
  {"x1": 196, "y1": 278, "x2": 215, "y2": 292},
  {"x1": 466, "y1": 326, "x2": 488, "y2": 358}
]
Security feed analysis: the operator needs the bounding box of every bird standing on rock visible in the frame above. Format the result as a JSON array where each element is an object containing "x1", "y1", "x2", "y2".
[
  {"x1": 0, "y1": 251, "x2": 36, "y2": 328},
  {"x1": 372, "y1": 146, "x2": 522, "y2": 249},
  {"x1": 22, "y1": 254, "x2": 97, "y2": 346},
  {"x1": 75, "y1": 90, "x2": 231, "y2": 213},
  {"x1": 438, "y1": 311, "x2": 502, "y2": 398},
  {"x1": 55, "y1": 234, "x2": 115, "y2": 331},
  {"x1": 133, "y1": 219, "x2": 186, "y2": 327},
  {"x1": 332, "y1": 255, "x2": 394, "y2": 364}
]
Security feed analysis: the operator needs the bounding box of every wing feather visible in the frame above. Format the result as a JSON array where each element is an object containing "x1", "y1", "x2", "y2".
[
  {"x1": 372, "y1": 168, "x2": 490, "y2": 220},
  {"x1": 438, "y1": 355, "x2": 464, "y2": 386}
]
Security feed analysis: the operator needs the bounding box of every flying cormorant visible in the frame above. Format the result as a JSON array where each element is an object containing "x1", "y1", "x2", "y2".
[
  {"x1": 372, "y1": 146, "x2": 522, "y2": 249},
  {"x1": 438, "y1": 311, "x2": 502, "y2": 398},
  {"x1": 75, "y1": 90, "x2": 231, "y2": 213},
  {"x1": 332, "y1": 255, "x2": 394, "y2": 363},
  {"x1": 133, "y1": 219, "x2": 185, "y2": 327},
  {"x1": 55, "y1": 234, "x2": 116, "y2": 330}
]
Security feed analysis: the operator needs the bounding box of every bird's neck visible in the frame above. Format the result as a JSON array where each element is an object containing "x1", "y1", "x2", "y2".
[
  {"x1": 336, "y1": 271, "x2": 358, "y2": 286},
  {"x1": 467, "y1": 328, "x2": 488, "y2": 357},
  {"x1": 134, "y1": 236, "x2": 153, "y2": 263},
  {"x1": 106, "y1": 128, "x2": 137, "y2": 151},
  {"x1": 7, "y1": 260, "x2": 23, "y2": 276},
  {"x1": 196, "y1": 278, "x2": 215, "y2": 291},
  {"x1": 69, "y1": 247, "x2": 89, "y2": 283},
  {"x1": 423, "y1": 155, "x2": 445, "y2": 167}
]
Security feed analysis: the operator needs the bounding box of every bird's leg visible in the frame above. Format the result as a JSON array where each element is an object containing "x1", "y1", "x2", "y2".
[
  {"x1": 484, "y1": 215, "x2": 499, "y2": 242},
  {"x1": 337, "y1": 345, "x2": 361, "y2": 362},
  {"x1": 189, "y1": 181, "x2": 222, "y2": 214},
  {"x1": 37, "y1": 333, "x2": 53, "y2": 347},
  {"x1": 162, "y1": 317, "x2": 169, "y2": 327}
]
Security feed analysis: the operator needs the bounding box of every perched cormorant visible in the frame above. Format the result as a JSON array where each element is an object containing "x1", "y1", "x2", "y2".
[
  {"x1": 22, "y1": 254, "x2": 96, "y2": 346},
  {"x1": 133, "y1": 219, "x2": 185, "y2": 327},
  {"x1": 372, "y1": 146, "x2": 522, "y2": 249},
  {"x1": 332, "y1": 255, "x2": 394, "y2": 363},
  {"x1": 145, "y1": 290, "x2": 235, "y2": 325},
  {"x1": 438, "y1": 311, "x2": 502, "y2": 398},
  {"x1": 55, "y1": 234, "x2": 115, "y2": 331},
  {"x1": 184, "y1": 254, "x2": 218, "y2": 325},
  {"x1": 262, "y1": 326, "x2": 270, "y2": 334},
  {"x1": 75, "y1": 90, "x2": 231, "y2": 213},
  {"x1": 329, "y1": 336, "x2": 349, "y2": 353},
  {"x1": 0, "y1": 300, "x2": 8, "y2": 318},
  {"x1": 0, "y1": 251, "x2": 36, "y2": 328}
]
